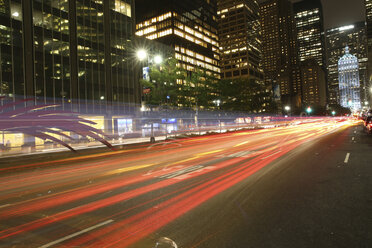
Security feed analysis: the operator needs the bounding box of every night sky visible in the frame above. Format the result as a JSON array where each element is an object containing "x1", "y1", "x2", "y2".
[{"x1": 292, "y1": 0, "x2": 365, "y2": 29}]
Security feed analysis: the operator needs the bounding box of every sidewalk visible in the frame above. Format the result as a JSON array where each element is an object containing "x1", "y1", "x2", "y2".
[{"x1": 0, "y1": 135, "x2": 168, "y2": 159}]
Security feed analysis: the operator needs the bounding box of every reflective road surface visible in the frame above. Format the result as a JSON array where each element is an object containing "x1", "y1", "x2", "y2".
[{"x1": 0, "y1": 118, "x2": 371, "y2": 248}]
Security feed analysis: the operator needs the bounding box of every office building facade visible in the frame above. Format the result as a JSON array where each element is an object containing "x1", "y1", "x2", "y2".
[
  {"x1": 135, "y1": 0, "x2": 220, "y2": 78},
  {"x1": 326, "y1": 22, "x2": 368, "y2": 105},
  {"x1": 294, "y1": 0, "x2": 325, "y2": 68},
  {"x1": 365, "y1": 0, "x2": 372, "y2": 103},
  {"x1": 300, "y1": 59, "x2": 326, "y2": 107},
  {"x1": 0, "y1": 0, "x2": 141, "y2": 147},
  {"x1": 217, "y1": 0, "x2": 263, "y2": 81},
  {"x1": 0, "y1": 0, "x2": 140, "y2": 114},
  {"x1": 260, "y1": 0, "x2": 301, "y2": 108}
]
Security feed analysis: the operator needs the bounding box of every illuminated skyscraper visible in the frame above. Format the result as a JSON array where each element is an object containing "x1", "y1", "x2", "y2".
[
  {"x1": 294, "y1": 0, "x2": 325, "y2": 68},
  {"x1": 338, "y1": 46, "x2": 361, "y2": 110},
  {"x1": 365, "y1": 0, "x2": 372, "y2": 103},
  {"x1": 0, "y1": 0, "x2": 140, "y2": 114},
  {"x1": 135, "y1": 0, "x2": 220, "y2": 78},
  {"x1": 260, "y1": 0, "x2": 301, "y2": 107},
  {"x1": 326, "y1": 22, "x2": 368, "y2": 105},
  {"x1": 217, "y1": 0, "x2": 263, "y2": 81}
]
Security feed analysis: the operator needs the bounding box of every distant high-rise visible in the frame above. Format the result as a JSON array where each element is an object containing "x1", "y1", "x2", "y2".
[
  {"x1": 365, "y1": 0, "x2": 372, "y2": 103},
  {"x1": 300, "y1": 59, "x2": 327, "y2": 107},
  {"x1": 338, "y1": 46, "x2": 361, "y2": 110},
  {"x1": 217, "y1": 0, "x2": 263, "y2": 81},
  {"x1": 260, "y1": 0, "x2": 301, "y2": 107},
  {"x1": 135, "y1": 0, "x2": 220, "y2": 78},
  {"x1": 326, "y1": 22, "x2": 368, "y2": 106},
  {"x1": 294, "y1": 0, "x2": 325, "y2": 68}
]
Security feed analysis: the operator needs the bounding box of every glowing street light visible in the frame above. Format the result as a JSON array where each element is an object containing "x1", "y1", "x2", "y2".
[
  {"x1": 284, "y1": 105, "x2": 291, "y2": 111},
  {"x1": 213, "y1": 99, "x2": 221, "y2": 107},
  {"x1": 332, "y1": 111, "x2": 336, "y2": 116},
  {"x1": 153, "y1": 55, "x2": 163, "y2": 65},
  {"x1": 136, "y1": 49, "x2": 147, "y2": 61}
]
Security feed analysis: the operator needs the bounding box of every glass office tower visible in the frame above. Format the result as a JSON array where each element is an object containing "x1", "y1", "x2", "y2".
[
  {"x1": 294, "y1": 0, "x2": 325, "y2": 68},
  {"x1": 0, "y1": 0, "x2": 139, "y2": 114}
]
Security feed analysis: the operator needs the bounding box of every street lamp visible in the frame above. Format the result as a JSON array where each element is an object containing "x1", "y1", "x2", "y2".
[
  {"x1": 136, "y1": 49, "x2": 147, "y2": 61},
  {"x1": 213, "y1": 99, "x2": 221, "y2": 107},
  {"x1": 154, "y1": 55, "x2": 163, "y2": 65},
  {"x1": 306, "y1": 106, "x2": 312, "y2": 115},
  {"x1": 284, "y1": 105, "x2": 291, "y2": 112},
  {"x1": 332, "y1": 110, "x2": 336, "y2": 116}
]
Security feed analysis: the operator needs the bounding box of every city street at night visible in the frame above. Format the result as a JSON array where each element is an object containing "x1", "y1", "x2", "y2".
[
  {"x1": 0, "y1": 119, "x2": 371, "y2": 248},
  {"x1": 1, "y1": 0, "x2": 372, "y2": 247}
]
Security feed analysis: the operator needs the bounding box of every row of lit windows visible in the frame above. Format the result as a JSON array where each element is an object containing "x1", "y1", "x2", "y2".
[
  {"x1": 296, "y1": 9, "x2": 319, "y2": 18},
  {"x1": 174, "y1": 21, "x2": 217, "y2": 46},
  {"x1": 144, "y1": 28, "x2": 173, "y2": 40},
  {"x1": 113, "y1": 0, "x2": 131, "y2": 17},
  {"x1": 136, "y1": 12, "x2": 172, "y2": 29},
  {"x1": 217, "y1": 3, "x2": 245, "y2": 15},
  {"x1": 175, "y1": 46, "x2": 217, "y2": 66},
  {"x1": 173, "y1": 29, "x2": 208, "y2": 48},
  {"x1": 175, "y1": 53, "x2": 220, "y2": 73},
  {"x1": 296, "y1": 17, "x2": 320, "y2": 27}
]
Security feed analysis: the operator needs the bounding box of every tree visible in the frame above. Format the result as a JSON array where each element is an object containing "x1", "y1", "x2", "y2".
[
  {"x1": 187, "y1": 66, "x2": 217, "y2": 109},
  {"x1": 216, "y1": 78, "x2": 276, "y2": 113},
  {"x1": 328, "y1": 103, "x2": 352, "y2": 116},
  {"x1": 140, "y1": 58, "x2": 187, "y2": 107},
  {"x1": 141, "y1": 59, "x2": 219, "y2": 109}
]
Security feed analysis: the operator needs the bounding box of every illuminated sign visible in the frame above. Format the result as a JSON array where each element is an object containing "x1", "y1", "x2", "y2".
[{"x1": 143, "y1": 67, "x2": 150, "y2": 81}]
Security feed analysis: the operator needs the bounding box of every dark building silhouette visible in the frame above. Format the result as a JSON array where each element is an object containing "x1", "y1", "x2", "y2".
[
  {"x1": 260, "y1": 0, "x2": 301, "y2": 108},
  {"x1": 300, "y1": 59, "x2": 327, "y2": 107}
]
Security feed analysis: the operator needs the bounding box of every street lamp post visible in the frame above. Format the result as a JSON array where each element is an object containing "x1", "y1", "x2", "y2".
[
  {"x1": 166, "y1": 95, "x2": 170, "y2": 139},
  {"x1": 213, "y1": 99, "x2": 221, "y2": 133},
  {"x1": 284, "y1": 105, "x2": 291, "y2": 116},
  {"x1": 136, "y1": 49, "x2": 164, "y2": 143}
]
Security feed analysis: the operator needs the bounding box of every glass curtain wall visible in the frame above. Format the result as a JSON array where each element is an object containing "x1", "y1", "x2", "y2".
[
  {"x1": 0, "y1": 0, "x2": 138, "y2": 115},
  {"x1": 33, "y1": 0, "x2": 70, "y2": 107},
  {"x1": 0, "y1": 0, "x2": 24, "y2": 100}
]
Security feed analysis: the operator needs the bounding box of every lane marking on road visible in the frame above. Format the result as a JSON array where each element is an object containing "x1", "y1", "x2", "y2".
[
  {"x1": 261, "y1": 150, "x2": 281, "y2": 160},
  {"x1": 0, "y1": 204, "x2": 11, "y2": 209},
  {"x1": 352, "y1": 137, "x2": 355, "y2": 141},
  {"x1": 105, "y1": 163, "x2": 156, "y2": 176},
  {"x1": 195, "y1": 149, "x2": 224, "y2": 157},
  {"x1": 39, "y1": 219, "x2": 114, "y2": 248},
  {"x1": 344, "y1": 153, "x2": 350, "y2": 164},
  {"x1": 234, "y1": 141, "x2": 250, "y2": 147}
]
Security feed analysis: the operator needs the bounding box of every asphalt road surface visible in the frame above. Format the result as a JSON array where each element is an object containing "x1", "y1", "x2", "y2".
[{"x1": 0, "y1": 118, "x2": 371, "y2": 248}]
